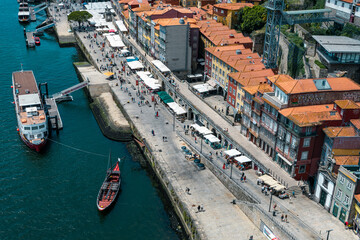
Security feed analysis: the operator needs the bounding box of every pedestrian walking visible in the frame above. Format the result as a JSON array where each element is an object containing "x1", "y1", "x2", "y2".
[
  {"x1": 273, "y1": 203, "x2": 277, "y2": 211},
  {"x1": 151, "y1": 129, "x2": 155, "y2": 136},
  {"x1": 223, "y1": 163, "x2": 226, "y2": 170},
  {"x1": 281, "y1": 214, "x2": 284, "y2": 222},
  {"x1": 162, "y1": 136, "x2": 165, "y2": 142},
  {"x1": 241, "y1": 176, "x2": 244, "y2": 182},
  {"x1": 186, "y1": 187, "x2": 191, "y2": 195},
  {"x1": 285, "y1": 215, "x2": 288, "y2": 222},
  {"x1": 244, "y1": 175, "x2": 247, "y2": 182},
  {"x1": 216, "y1": 151, "x2": 218, "y2": 157},
  {"x1": 197, "y1": 205, "x2": 201, "y2": 213}
]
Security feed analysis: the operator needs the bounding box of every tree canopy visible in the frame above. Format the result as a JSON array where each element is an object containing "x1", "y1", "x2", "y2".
[
  {"x1": 67, "y1": 11, "x2": 93, "y2": 26},
  {"x1": 236, "y1": 6, "x2": 267, "y2": 34}
]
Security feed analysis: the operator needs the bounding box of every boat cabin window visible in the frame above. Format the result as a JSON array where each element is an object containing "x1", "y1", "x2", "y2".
[
  {"x1": 39, "y1": 124, "x2": 45, "y2": 129},
  {"x1": 24, "y1": 127, "x2": 30, "y2": 130},
  {"x1": 32, "y1": 126, "x2": 38, "y2": 130}
]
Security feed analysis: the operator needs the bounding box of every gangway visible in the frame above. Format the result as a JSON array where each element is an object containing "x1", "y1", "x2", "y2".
[
  {"x1": 52, "y1": 81, "x2": 90, "y2": 103},
  {"x1": 34, "y1": 23, "x2": 55, "y2": 34},
  {"x1": 29, "y1": 2, "x2": 48, "y2": 21}
]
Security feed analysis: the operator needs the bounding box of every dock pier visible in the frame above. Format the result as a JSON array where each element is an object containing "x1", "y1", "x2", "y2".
[
  {"x1": 24, "y1": 29, "x2": 35, "y2": 47},
  {"x1": 45, "y1": 98, "x2": 63, "y2": 131}
]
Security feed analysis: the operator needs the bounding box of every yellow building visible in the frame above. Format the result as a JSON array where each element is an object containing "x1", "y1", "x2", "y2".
[{"x1": 213, "y1": 3, "x2": 253, "y2": 29}]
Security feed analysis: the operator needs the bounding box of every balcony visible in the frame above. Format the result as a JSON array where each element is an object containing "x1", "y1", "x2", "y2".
[
  {"x1": 263, "y1": 92, "x2": 288, "y2": 110},
  {"x1": 260, "y1": 122, "x2": 277, "y2": 135}
]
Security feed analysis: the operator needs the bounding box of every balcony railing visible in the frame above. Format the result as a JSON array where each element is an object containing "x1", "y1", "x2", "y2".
[{"x1": 263, "y1": 92, "x2": 288, "y2": 110}]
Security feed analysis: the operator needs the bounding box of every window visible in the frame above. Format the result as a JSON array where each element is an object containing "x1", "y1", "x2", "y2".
[
  {"x1": 233, "y1": 89, "x2": 235, "y2": 95},
  {"x1": 303, "y1": 137, "x2": 311, "y2": 147},
  {"x1": 336, "y1": 189, "x2": 342, "y2": 199},
  {"x1": 24, "y1": 127, "x2": 30, "y2": 130},
  {"x1": 237, "y1": 103, "x2": 239, "y2": 108},
  {"x1": 341, "y1": 2, "x2": 344, "y2": 7},
  {"x1": 301, "y1": 151, "x2": 308, "y2": 160},
  {"x1": 228, "y1": 96, "x2": 231, "y2": 102},
  {"x1": 344, "y1": 195, "x2": 349, "y2": 204},
  {"x1": 306, "y1": 126, "x2": 312, "y2": 134},
  {"x1": 347, "y1": 181, "x2": 353, "y2": 190},
  {"x1": 339, "y1": 175, "x2": 345, "y2": 184},
  {"x1": 221, "y1": 10, "x2": 224, "y2": 14},
  {"x1": 238, "y1": 93, "x2": 240, "y2": 99},
  {"x1": 229, "y1": 86, "x2": 232, "y2": 92},
  {"x1": 284, "y1": 145, "x2": 289, "y2": 155},
  {"x1": 323, "y1": 178, "x2": 329, "y2": 188},
  {"x1": 335, "y1": 1, "x2": 337, "y2": 5},
  {"x1": 299, "y1": 165, "x2": 306, "y2": 173},
  {"x1": 32, "y1": 126, "x2": 38, "y2": 130},
  {"x1": 232, "y1": 99, "x2": 235, "y2": 105}
]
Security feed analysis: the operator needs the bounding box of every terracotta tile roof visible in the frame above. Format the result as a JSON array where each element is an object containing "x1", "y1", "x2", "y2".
[
  {"x1": 334, "y1": 156, "x2": 360, "y2": 166},
  {"x1": 210, "y1": 34, "x2": 252, "y2": 46},
  {"x1": 132, "y1": 4, "x2": 152, "y2": 12},
  {"x1": 335, "y1": 100, "x2": 360, "y2": 109},
  {"x1": 351, "y1": 119, "x2": 360, "y2": 130},
  {"x1": 267, "y1": 74, "x2": 294, "y2": 84},
  {"x1": 332, "y1": 149, "x2": 360, "y2": 156},
  {"x1": 340, "y1": 0, "x2": 353, "y2": 3},
  {"x1": 243, "y1": 83, "x2": 272, "y2": 95},
  {"x1": 154, "y1": 18, "x2": 198, "y2": 27},
  {"x1": 279, "y1": 104, "x2": 342, "y2": 127},
  {"x1": 119, "y1": 0, "x2": 132, "y2": 3},
  {"x1": 274, "y1": 76, "x2": 360, "y2": 94},
  {"x1": 214, "y1": 3, "x2": 253, "y2": 11},
  {"x1": 355, "y1": 194, "x2": 360, "y2": 203},
  {"x1": 128, "y1": 0, "x2": 149, "y2": 5},
  {"x1": 323, "y1": 126, "x2": 357, "y2": 138},
  {"x1": 122, "y1": 9, "x2": 129, "y2": 19}
]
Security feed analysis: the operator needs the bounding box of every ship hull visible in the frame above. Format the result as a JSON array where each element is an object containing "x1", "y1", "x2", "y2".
[{"x1": 19, "y1": 132, "x2": 47, "y2": 152}]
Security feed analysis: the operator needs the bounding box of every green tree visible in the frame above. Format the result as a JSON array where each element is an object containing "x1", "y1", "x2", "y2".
[
  {"x1": 238, "y1": 6, "x2": 267, "y2": 34},
  {"x1": 67, "y1": 11, "x2": 93, "y2": 27}
]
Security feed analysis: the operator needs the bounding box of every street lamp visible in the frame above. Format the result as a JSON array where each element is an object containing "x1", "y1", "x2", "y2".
[
  {"x1": 326, "y1": 229, "x2": 333, "y2": 240},
  {"x1": 268, "y1": 190, "x2": 273, "y2": 212},
  {"x1": 200, "y1": 136, "x2": 203, "y2": 153},
  {"x1": 173, "y1": 112, "x2": 175, "y2": 131},
  {"x1": 230, "y1": 160, "x2": 233, "y2": 179}
]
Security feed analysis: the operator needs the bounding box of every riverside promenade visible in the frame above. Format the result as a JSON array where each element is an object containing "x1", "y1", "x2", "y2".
[
  {"x1": 74, "y1": 28, "x2": 357, "y2": 239},
  {"x1": 50, "y1": 2, "x2": 359, "y2": 238}
]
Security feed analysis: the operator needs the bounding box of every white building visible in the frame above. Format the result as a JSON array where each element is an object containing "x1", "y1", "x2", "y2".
[
  {"x1": 315, "y1": 169, "x2": 336, "y2": 211},
  {"x1": 325, "y1": 0, "x2": 360, "y2": 25}
]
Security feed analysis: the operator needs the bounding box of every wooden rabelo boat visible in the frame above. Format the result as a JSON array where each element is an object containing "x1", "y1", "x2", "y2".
[{"x1": 97, "y1": 157, "x2": 121, "y2": 211}]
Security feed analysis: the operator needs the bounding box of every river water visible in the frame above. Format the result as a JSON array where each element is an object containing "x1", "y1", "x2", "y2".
[{"x1": 0, "y1": 1, "x2": 183, "y2": 239}]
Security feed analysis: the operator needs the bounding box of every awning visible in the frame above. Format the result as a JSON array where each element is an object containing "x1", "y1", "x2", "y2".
[
  {"x1": 126, "y1": 56, "x2": 139, "y2": 62},
  {"x1": 115, "y1": 20, "x2": 128, "y2": 32},
  {"x1": 157, "y1": 91, "x2": 174, "y2": 104},
  {"x1": 167, "y1": 102, "x2": 186, "y2": 115},
  {"x1": 152, "y1": 60, "x2": 170, "y2": 73},
  {"x1": 204, "y1": 134, "x2": 220, "y2": 143},
  {"x1": 234, "y1": 156, "x2": 252, "y2": 164},
  {"x1": 136, "y1": 71, "x2": 161, "y2": 90},
  {"x1": 127, "y1": 61, "x2": 144, "y2": 70},
  {"x1": 103, "y1": 71, "x2": 114, "y2": 76},
  {"x1": 198, "y1": 126, "x2": 212, "y2": 135},
  {"x1": 277, "y1": 153, "x2": 293, "y2": 166},
  {"x1": 192, "y1": 83, "x2": 215, "y2": 93},
  {"x1": 104, "y1": 34, "x2": 124, "y2": 48},
  {"x1": 224, "y1": 149, "x2": 241, "y2": 158},
  {"x1": 272, "y1": 184, "x2": 285, "y2": 191},
  {"x1": 207, "y1": 79, "x2": 217, "y2": 88},
  {"x1": 191, "y1": 124, "x2": 202, "y2": 132}
]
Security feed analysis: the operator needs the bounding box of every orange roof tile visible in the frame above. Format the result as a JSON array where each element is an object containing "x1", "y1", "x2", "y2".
[
  {"x1": 122, "y1": 9, "x2": 129, "y2": 19},
  {"x1": 323, "y1": 126, "x2": 358, "y2": 138},
  {"x1": 243, "y1": 83, "x2": 272, "y2": 95},
  {"x1": 274, "y1": 76, "x2": 360, "y2": 94},
  {"x1": 267, "y1": 75, "x2": 294, "y2": 84},
  {"x1": 355, "y1": 194, "x2": 360, "y2": 203},
  {"x1": 334, "y1": 156, "x2": 360, "y2": 165},
  {"x1": 335, "y1": 100, "x2": 360, "y2": 109},
  {"x1": 279, "y1": 104, "x2": 342, "y2": 127},
  {"x1": 333, "y1": 149, "x2": 360, "y2": 156},
  {"x1": 154, "y1": 18, "x2": 198, "y2": 27},
  {"x1": 214, "y1": 3, "x2": 253, "y2": 11},
  {"x1": 351, "y1": 119, "x2": 360, "y2": 130}
]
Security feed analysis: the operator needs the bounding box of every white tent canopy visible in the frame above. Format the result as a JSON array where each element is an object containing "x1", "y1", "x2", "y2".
[
  {"x1": 115, "y1": 20, "x2": 128, "y2": 32},
  {"x1": 191, "y1": 124, "x2": 202, "y2": 132},
  {"x1": 127, "y1": 61, "x2": 144, "y2": 70},
  {"x1": 224, "y1": 149, "x2": 242, "y2": 157},
  {"x1": 104, "y1": 34, "x2": 125, "y2": 48},
  {"x1": 192, "y1": 83, "x2": 215, "y2": 93},
  {"x1": 234, "y1": 156, "x2": 252, "y2": 164},
  {"x1": 136, "y1": 71, "x2": 161, "y2": 90},
  {"x1": 198, "y1": 126, "x2": 212, "y2": 135},
  {"x1": 167, "y1": 102, "x2": 186, "y2": 115},
  {"x1": 152, "y1": 60, "x2": 170, "y2": 73},
  {"x1": 204, "y1": 134, "x2": 220, "y2": 143}
]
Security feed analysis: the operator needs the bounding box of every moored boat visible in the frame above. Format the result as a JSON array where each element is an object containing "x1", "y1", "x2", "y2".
[
  {"x1": 12, "y1": 70, "x2": 48, "y2": 152},
  {"x1": 97, "y1": 157, "x2": 121, "y2": 211},
  {"x1": 18, "y1": 1, "x2": 30, "y2": 23}
]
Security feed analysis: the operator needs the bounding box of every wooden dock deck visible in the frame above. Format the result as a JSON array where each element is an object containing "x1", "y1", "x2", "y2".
[
  {"x1": 29, "y1": 7, "x2": 36, "y2": 21},
  {"x1": 45, "y1": 98, "x2": 63, "y2": 130}
]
